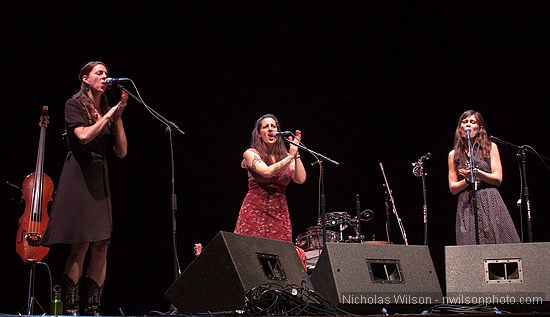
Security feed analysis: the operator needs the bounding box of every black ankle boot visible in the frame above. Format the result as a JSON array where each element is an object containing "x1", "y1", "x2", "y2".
[
  {"x1": 62, "y1": 275, "x2": 80, "y2": 316},
  {"x1": 84, "y1": 277, "x2": 103, "y2": 316}
]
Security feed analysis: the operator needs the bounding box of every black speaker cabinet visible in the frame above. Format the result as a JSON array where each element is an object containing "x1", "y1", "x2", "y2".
[
  {"x1": 310, "y1": 243, "x2": 442, "y2": 314},
  {"x1": 164, "y1": 231, "x2": 310, "y2": 313},
  {"x1": 446, "y1": 242, "x2": 550, "y2": 303}
]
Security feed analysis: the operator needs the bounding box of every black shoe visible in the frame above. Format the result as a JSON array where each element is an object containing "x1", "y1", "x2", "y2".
[
  {"x1": 83, "y1": 277, "x2": 103, "y2": 316},
  {"x1": 62, "y1": 275, "x2": 80, "y2": 316}
]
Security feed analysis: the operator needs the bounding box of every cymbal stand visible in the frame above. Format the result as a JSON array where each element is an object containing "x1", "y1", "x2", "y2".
[{"x1": 379, "y1": 162, "x2": 408, "y2": 245}]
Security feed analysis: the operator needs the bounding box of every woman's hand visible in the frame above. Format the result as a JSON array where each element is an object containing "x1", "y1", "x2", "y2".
[
  {"x1": 288, "y1": 130, "x2": 302, "y2": 157},
  {"x1": 458, "y1": 167, "x2": 469, "y2": 179},
  {"x1": 113, "y1": 90, "x2": 128, "y2": 120},
  {"x1": 458, "y1": 164, "x2": 479, "y2": 181},
  {"x1": 103, "y1": 105, "x2": 119, "y2": 123},
  {"x1": 290, "y1": 130, "x2": 306, "y2": 184}
]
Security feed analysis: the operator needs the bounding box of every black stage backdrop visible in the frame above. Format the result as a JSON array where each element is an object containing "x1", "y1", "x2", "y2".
[{"x1": 1, "y1": 2, "x2": 549, "y2": 315}]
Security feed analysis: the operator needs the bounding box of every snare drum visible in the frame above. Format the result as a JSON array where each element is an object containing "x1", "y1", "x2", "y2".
[{"x1": 295, "y1": 227, "x2": 339, "y2": 269}]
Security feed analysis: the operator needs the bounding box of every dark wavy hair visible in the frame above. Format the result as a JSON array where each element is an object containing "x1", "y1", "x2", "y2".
[
  {"x1": 73, "y1": 61, "x2": 110, "y2": 124},
  {"x1": 250, "y1": 114, "x2": 288, "y2": 165},
  {"x1": 453, "y1": 109, "x2": 491, "y2": 163}
]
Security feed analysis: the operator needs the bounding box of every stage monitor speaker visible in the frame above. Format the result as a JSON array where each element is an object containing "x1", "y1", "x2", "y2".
[
  {"x1": 164, "y1": 231, "x2": 310, "y2": 313},
  {"x1": 446, "y1": 242, "x2": 550, "y2": 304},
  {"x1": 309, "y1": 243, "x2": 442, "y2": 314}
]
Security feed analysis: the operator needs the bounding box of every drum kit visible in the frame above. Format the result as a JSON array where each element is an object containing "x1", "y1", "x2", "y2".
[{"x1": 295, "y1": 209, "x2": 378, "y2": 270}]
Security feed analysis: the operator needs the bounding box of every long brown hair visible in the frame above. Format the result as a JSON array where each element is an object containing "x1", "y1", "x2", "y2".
[
  {"x1": 453, "y1": 110, "x2": 492, "y2": 163},
  {"x1": 72, "y1": 61, "x2": 110, "y2": 124},
  {"x1": 250, "y1": 114, "x2": 288, "y2": 165}
]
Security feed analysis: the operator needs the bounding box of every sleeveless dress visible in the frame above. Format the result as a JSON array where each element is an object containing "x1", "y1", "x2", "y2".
[
  {"x1": 234, "y1": 149, "x2": 294, "y2": 242},
  {"x1": 455, "y1": 149, "x2": 520, "y2": 245},
  {"x1": 42, "y1": 97, "x2": 114, "y2": 245}
]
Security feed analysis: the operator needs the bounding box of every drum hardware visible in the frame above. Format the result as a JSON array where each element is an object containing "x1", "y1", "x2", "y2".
[
  {"x1": 295, "y1": 227, "x2": 339, "y2": 270},
  {"x1": 352, "y1": 209, "x2": 374, "y2": 223},
  {"x1": 295, "y1": 226, "x2": 339, "y2": 251},
  {"x1": 323, "y1": 212, "x2": 351, "y2": 227},
  {"x1": 321, "y1": 212, "x2": 349, "y2": 241},
  {"x1": 346, "y1": 235, "x2": 365, "y2": 243},
  {"x1": 317, "y1": 208, "x2": 376, "y2": 242},
  {"x1": 351, "y1": 194, "x2": 362, "y2": 243},
  {"x1": 297, "y1": 199, "x2": 376, "y2": 269}
]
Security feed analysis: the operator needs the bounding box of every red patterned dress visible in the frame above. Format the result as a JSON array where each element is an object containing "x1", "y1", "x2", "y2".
[{"x1": 234, "y1": 149, "x2": 294, "y2": 242}]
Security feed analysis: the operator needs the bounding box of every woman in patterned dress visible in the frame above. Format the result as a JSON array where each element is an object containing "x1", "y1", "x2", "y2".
[
  {"x1": 234, "y1": 114, "x2": 306, "y2": 242},
  {"x1": 447, "y1": 110, "x2": 520, "y2": 245}
]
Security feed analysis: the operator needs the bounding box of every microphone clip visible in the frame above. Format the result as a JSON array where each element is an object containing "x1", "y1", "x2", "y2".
[
  {"x1": 412, "y1": 162, "x2": 424, "y2": 177},
  {"x1": 412, "y1": 152, "x2": 430, "y2": 177}
]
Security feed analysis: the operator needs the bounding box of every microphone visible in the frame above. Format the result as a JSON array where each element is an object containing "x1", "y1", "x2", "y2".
[
  {"x1": 465, "y1": 127, "x2": 471, "y2": 135},
  {"x1": 412, "y1": 152, "x2": 430, "y2": 177},
  {"x1": 105, "y1": 77, "x2": 131, "y2": 86},
  {"x1": 270, "y1": 131, "x2": 293, "y2": 137},
  {"x1": 418, "y1": 152, "x2": 431, "y2": 161}
]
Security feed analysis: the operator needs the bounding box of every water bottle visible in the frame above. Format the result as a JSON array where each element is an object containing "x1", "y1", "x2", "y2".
[{"x1": 50, "y1": 284, "x2": 63, "y2": 315}]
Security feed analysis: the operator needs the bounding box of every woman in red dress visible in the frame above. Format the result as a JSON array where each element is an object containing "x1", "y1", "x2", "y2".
[{"x1": 234, "y1": 114, "x2": 306, "y2": 242}]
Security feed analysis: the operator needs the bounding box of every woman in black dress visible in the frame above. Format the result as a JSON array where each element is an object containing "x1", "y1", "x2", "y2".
[
  {"x1": 447, "y1": 110, "x2": 520, "y2": 245},
  {"x1": 43, "y1": 61, "x2": 128, "y2": 315}
]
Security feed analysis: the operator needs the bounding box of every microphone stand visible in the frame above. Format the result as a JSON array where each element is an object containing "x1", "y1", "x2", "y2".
[
  {"x1": 465, "y1": 130, "x2": 480, "y2": 245},
  {"x1": 281, "y1": 138, "x2": 339, "y2": 249},
  {"x1": 490, "y1": 136, "x2": 550, "y2": 242},
  {"x1": 114, "y1": 83, "x2": 185, "y2": 288},
  {"x1": 412, "y1": 153, "x2": 430, "y2": 245},
  {"x1": 518, "y1": 148, "x2": 532, "y2": 242},
  {"x1": 379, "y1": 162, "x2": 408, "y2": 245}
]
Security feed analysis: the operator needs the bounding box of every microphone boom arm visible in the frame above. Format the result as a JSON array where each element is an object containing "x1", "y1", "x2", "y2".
[
  {"x1": 283, "y1": 138, "x2": 340, "y2": 166},
  {"x1": 489, "y1": 135, "x2": 547, "y2": 242},
  {"x1": 116, "y1": 83, "x2": 185, "y2": 135}
]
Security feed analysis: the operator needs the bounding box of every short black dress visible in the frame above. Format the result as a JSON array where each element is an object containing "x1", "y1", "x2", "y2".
[{"x1": 42, "y1": 97, "x2": 114, "y2": 245}]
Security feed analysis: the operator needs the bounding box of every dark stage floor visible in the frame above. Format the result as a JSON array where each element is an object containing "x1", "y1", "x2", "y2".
[{"x1": 2, "y1": 312, "x2": 550, "y2": 317}]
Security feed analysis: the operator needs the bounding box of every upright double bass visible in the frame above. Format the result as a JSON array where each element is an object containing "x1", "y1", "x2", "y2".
[{"x1": 16, "y1": 106, "x2": 54, "y2": 263}]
